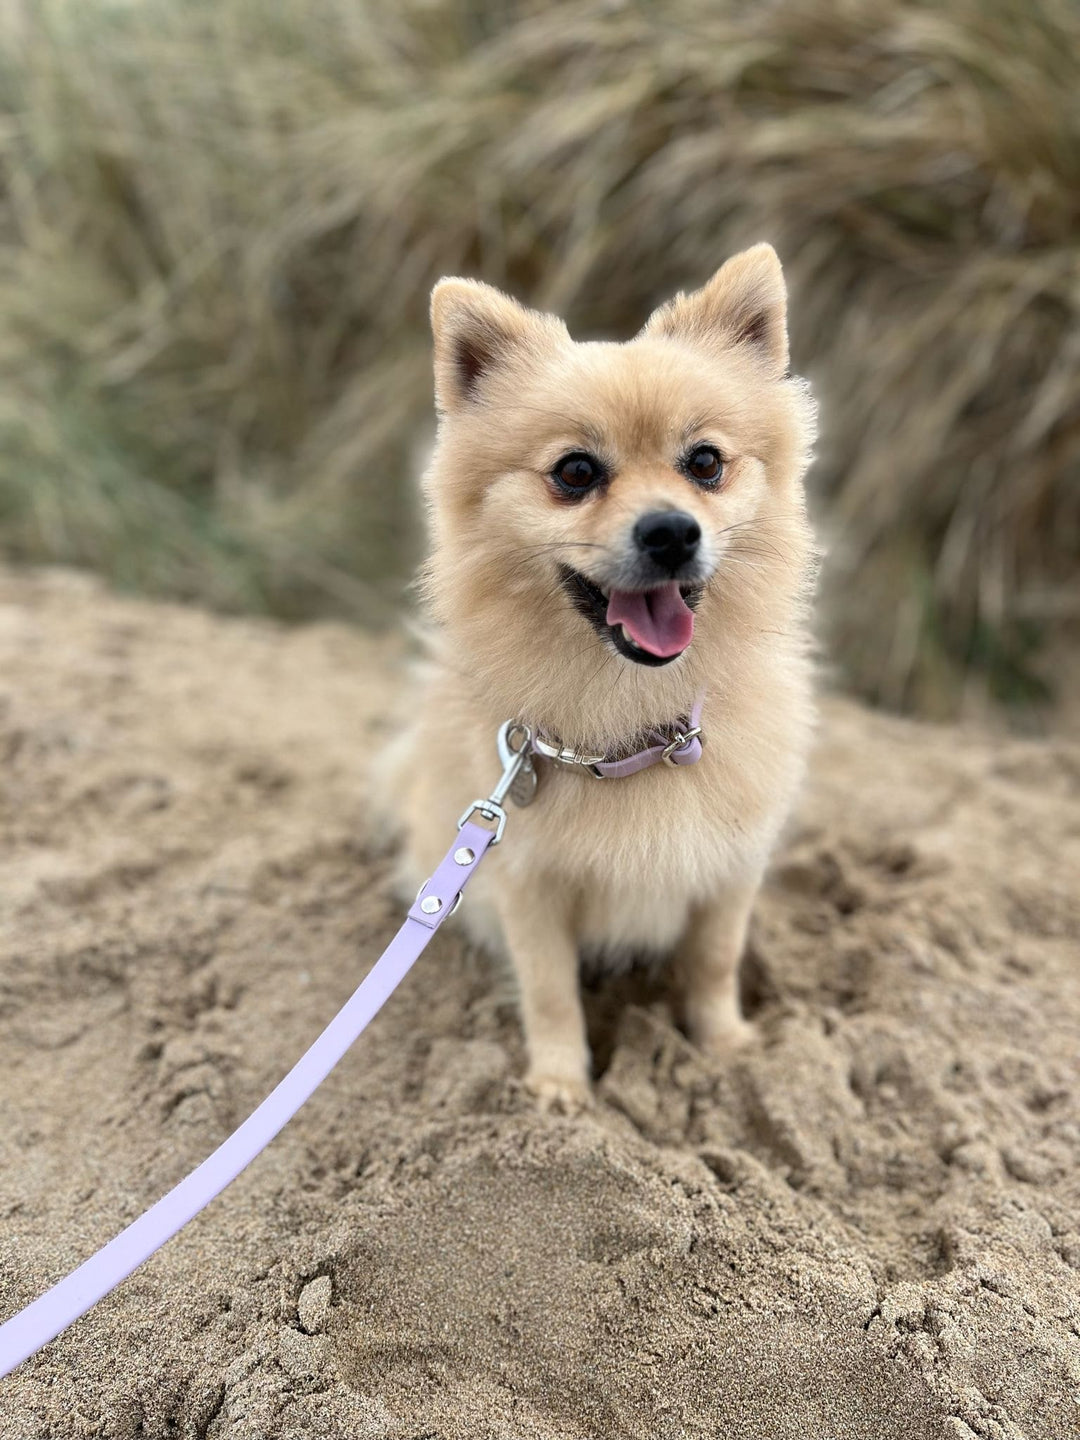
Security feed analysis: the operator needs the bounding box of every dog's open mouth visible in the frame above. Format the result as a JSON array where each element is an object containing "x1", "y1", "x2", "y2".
[{"x1": 559, "y1": 566, "x2": 702, "y2": 667}]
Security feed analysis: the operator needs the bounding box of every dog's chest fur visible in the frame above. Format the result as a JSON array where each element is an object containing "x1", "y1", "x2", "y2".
[
  {"x1": 575, "y1": 878, "x2": 696, "y2": 964},
  {"x1": 495, "y1": 734, "x2": 802, "y2": 955}
]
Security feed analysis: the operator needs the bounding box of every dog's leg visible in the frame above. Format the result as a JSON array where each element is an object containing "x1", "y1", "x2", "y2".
[
  {"x1": 678, "y1": 879, "x2": 759, "y2": 1054},
  {"x1": 496, "y1": 884, "x2": 590, "y2": 1113}
]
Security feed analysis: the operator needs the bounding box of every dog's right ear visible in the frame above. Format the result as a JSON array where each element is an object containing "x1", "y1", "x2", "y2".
[
  {"x1": 430, "y1": 278, "x2": 564, "y2": 414},
  {"x1": 641, "y1": 244, "x2": 789, "y2": 378}
]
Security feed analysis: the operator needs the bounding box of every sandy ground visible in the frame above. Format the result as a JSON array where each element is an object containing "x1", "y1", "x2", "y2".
[{"x1": 0, "y1": 567, "x2": 1078, "y2": 1439}]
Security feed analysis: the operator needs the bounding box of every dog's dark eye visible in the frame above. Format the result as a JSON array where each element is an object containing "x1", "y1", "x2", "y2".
[
  {"x1": 686, "y1": 445, "x2": 724, "y2": 487},
  {"x1": 552, "y1": 452, "x2": 603, "y2": 495}
]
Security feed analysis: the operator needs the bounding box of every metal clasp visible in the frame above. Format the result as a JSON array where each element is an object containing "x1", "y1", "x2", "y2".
[
  {"x1": 457, "y1": 720, "x2": 533, "y2": 844},
  {"x1": 661, "y1": 725, "x2": 703, "y2": 767}
]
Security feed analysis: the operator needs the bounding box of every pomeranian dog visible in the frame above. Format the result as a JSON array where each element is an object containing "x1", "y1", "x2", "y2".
[{"x1": 381, "y1": 244, "x2": 817, "y2": 1111}]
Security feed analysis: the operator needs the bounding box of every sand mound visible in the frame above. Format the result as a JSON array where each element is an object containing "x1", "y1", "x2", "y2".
[{"x1": 1, "y1": 569, "x2": 1077, "y2": 1439}]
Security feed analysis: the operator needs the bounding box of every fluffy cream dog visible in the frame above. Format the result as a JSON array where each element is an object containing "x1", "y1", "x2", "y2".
[{"x1": 382, "y1": 244, "x2": 817, "y2": 1111}]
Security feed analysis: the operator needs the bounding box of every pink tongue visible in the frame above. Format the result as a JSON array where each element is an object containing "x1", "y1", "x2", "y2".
[{"x1": 606, "y1": 583, "x2": 695, "y2": 658}]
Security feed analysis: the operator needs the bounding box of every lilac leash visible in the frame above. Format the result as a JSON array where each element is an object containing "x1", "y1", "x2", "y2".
[
  {"x1": 0, "y1": 723, "x2": 533, "y2": 1380},
  {"x1": 0, "y1": 694, "x2": 706, "y2": 1378}
]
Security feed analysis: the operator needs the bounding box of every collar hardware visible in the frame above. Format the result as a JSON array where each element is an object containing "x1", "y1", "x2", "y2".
[
  {"x1": 661, "y1": 724, "x2": 704, "y2": 767},
  {"x1": 527, "y1": 692, "x2": 706, "y2": 781},
  {"x1": 532, "y1": 733, "x2": 608, "y2": 772}
]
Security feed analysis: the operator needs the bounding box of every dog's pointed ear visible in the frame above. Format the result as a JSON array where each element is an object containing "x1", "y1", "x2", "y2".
[
  {"x1": 642, "y1": 244, "x2": 789, "y2": 377},
  {"x1": 430, "y1": 278, "x2": 564, "y2": 413}
]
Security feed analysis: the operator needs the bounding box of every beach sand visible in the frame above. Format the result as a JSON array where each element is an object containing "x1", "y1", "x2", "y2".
[{"x1": 1, "y1": 568, "x2": 1077, "y2": 1438}]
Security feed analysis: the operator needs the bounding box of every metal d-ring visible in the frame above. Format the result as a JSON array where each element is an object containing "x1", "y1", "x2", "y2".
[
  {"x1": 456, "y1": 797, "x2": 509, "y2": 844},
  {"x1": 661, "y1": 725, "x2": 703, "y2": 767}
]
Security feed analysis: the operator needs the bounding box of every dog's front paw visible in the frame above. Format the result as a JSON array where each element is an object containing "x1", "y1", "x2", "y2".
[
  {"x1": 687, "y1": 1013, "x2": 756, "y2": 1058},
  {"x1": 524, "y1": 1070, "x2": 593, "y2": 1116}
]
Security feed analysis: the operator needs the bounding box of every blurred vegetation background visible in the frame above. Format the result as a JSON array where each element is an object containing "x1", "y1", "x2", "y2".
[{"x1": 0, "y1": 0, "x2": 1077, "y2": 717}]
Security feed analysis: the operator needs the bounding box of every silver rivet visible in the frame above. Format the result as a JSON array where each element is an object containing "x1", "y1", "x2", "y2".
[
  {"x1": 420, "y1": 895, "x2": 442, "y2": 915},
  {"x1": 453, "y1": 847, "x2": 476, "y2": 866}
]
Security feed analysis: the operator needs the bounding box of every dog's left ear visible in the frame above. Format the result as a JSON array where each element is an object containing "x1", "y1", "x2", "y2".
[
  {"x1": 430, "y1": 278, "x2": 565, "y2": 414},
  {"x1": 642, "y1": 244, "x2": 789, "y2": 378}
]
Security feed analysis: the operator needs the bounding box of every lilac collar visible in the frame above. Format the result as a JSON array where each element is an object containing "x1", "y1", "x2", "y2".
[{"x1": 531, "y1": 693, "x2": 704, "y2": 779}]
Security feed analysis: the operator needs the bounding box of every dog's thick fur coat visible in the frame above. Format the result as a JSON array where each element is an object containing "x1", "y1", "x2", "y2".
[{"x1": 383, "y1": 245, "x2": 817, "y2": 1110}]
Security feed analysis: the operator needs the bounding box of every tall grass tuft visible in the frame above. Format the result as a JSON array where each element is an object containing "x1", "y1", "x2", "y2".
[{"x1": 0, "y1": 0, "x2": 1077, "y2": 712}]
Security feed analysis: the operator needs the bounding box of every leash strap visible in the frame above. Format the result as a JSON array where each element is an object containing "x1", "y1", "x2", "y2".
[{"x1": 0, "y1": 819, "x2": 498, "y2": 1379}]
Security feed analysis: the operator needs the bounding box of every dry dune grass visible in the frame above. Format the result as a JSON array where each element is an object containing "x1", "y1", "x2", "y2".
[{"x1": 0, "y1": 0, "x2": 1077, "y2": 712}]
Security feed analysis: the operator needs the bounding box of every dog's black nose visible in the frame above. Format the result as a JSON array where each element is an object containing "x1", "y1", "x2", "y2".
[{"x1": 633, "y1": 510, "x2": 701, "y2": 574}]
